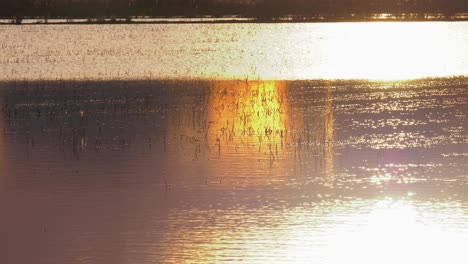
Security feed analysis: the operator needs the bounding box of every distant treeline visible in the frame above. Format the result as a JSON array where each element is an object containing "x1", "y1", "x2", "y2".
[{"x1": 1, "y1": 0, "x2": 468, "y2": 22}]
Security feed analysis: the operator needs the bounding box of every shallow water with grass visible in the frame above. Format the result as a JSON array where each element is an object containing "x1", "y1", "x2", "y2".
[
  {"x1": 0, "y1": 23, "x2": 467, "y2": 264},
  {"x1": 1, "y1": 22, "x2": 468, "y2": 80},
  {"x1": 0, "y1": 79, "x2": 467, "y2": 263}
]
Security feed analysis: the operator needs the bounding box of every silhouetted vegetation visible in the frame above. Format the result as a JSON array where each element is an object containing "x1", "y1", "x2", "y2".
[{"x1": 1, "y1": 0, "x2": 468, "y2": 23}]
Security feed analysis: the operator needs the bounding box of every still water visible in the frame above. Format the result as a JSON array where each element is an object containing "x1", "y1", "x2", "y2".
[{"x1": 0, "y1": 22, "x2": 467, "y2": 264}]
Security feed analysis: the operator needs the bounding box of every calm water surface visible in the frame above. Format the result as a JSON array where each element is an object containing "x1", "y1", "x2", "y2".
[{"x1": 0, "y1": 22, "x2": 467, "y2": 264}]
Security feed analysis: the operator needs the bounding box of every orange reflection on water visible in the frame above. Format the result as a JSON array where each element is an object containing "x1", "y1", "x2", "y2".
[
  {"x1": 163, "y1": 80, "x2": 340, "y2": 188},
  {"x1": 163, "y1": 80, "x2": 298, "y2": 186},
  {"x1": 208, "y1": 80, "x2": 287, "y2": 153},
  {"x1": 204, "y1": 80, "x2": 292, "y2": 183}
]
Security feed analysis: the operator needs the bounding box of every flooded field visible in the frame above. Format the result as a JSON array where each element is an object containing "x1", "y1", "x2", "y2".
[
  {"x1": 0, "y1": 22, "x2": 467, "y2": 263},
  {"x1": 0, "y1": 78, "x2": 467, "y2": 263},
  {"x1": 1, "y1": 22, "x2": 468, "y2": 81}
]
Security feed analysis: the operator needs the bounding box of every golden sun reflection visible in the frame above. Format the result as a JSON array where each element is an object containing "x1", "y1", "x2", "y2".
[
  {"x1": 207, "y1": 80, "x2": 287, "y2": 152},
  {"x1": 204, "y1": 80, "x2": 292, "y2": 183},
  {"x1": 164, "y1": 80, "x2": 341, "y2": 187},
  {"x1": 164, "y1": 80, "x2": 293, "y2": 185}
]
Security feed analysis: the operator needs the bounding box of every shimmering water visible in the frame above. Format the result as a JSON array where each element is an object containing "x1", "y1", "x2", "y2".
[
  {"x1": 0, "y1": 78, "x2": 467, "y2": 263},
  {"x1": 0, "y1": 22, "x2": 467, "y2": 264},
  {"x1": 1, "y1": 22, "x2": 468, "y2": 80}
]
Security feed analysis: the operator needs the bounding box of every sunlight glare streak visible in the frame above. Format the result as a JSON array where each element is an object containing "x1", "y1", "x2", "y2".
[
  {"x1": 294, "y1": 22, "x2": 463, "y2": 81},
  {"x1": 326, "y1": 199, "x2": 467, "y2": 264}
]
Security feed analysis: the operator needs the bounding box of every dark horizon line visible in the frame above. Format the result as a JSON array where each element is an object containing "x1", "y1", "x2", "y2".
[
  {"x1": 2, "y1": 13, "x2": 468, "y2": 25},
  {"x1": 3, "y1": 0, "x2": 468, "y2": 24}
]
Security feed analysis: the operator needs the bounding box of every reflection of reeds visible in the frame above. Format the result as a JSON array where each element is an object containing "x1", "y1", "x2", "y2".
[
  {"x1": 207, "y1": 80, "x2": 287, "y2": 156},
  {"x1": 160, "y1": 79, "x2": 340, "y2": 186},
  {"x1": 0, "y1": 79, "x2": 340, "y2": 187}
]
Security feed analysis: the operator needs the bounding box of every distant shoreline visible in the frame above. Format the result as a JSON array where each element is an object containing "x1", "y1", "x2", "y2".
[
  {"x1": 2, "y1": 76, "x2": 467, "y2": 84},
  {"x1": 1, "y1": 16, "x2": 468, "y2": 25}
]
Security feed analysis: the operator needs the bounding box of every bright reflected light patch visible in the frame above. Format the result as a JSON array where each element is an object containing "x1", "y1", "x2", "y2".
[
  {"x1": 326, "y1": 199, "x2": 467, "y2": 264},
  {"x1": 1, "y1": 22, "x2": 467, "y2": 81},
  {"x1": 316, "y1": 22, "x2": 461, "y2": 80},
  {"x1": 160, "y1": 199, "x2": 467, "y2": 263}
]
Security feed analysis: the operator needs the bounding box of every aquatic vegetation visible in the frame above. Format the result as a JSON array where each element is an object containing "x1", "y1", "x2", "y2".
[
  {"x1": 1, "y1": 23, "x2": 468, "y2": 81},
  {"x1": 0, "y1": 22, "x2": 466, "y2": 264}
]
